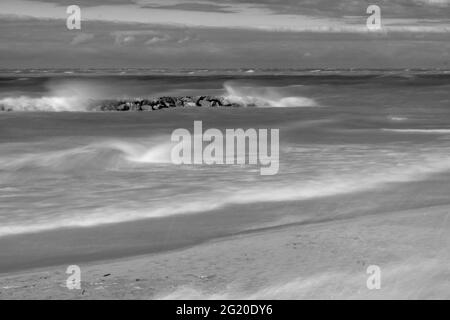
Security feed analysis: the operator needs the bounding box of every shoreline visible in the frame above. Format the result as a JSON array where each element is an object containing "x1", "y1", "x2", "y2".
[
  {"x1": 2, "y1": 173, "x2": 450, "y2": 275},
  {"x1": 1, "y1": 203, "x2": 449, "y2": 299}
]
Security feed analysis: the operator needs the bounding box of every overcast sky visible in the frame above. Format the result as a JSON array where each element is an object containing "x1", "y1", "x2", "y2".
[{"x1": 0, "y1": 0, "x2": 449, "y2": 68}]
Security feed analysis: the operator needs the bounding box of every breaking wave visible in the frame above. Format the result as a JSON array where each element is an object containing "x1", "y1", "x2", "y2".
[
  {"x1": 2, "y1": 140, "x2": 450, "y2": 236},
  {"x1": 0, "y1": 96, "x2": 88, "y2": 112},
  {"x1": 100, "y1": 140, "x2": 174, "y2": 164},
  {"x1": 0, "y1": 139, "x2": 174, "y2": 171},
  {"x1": 224, "y1": 83, "x2": 317, "y2": 108},
  {"x1": 382, "y1": 128, "x2": 450, "y2": 134},
  {"x1": 0, "y1": 81, "x2": 317, "y2": 111},
  {"x1": 0, "y1": 79, "x2": 104, "y2": 111}
]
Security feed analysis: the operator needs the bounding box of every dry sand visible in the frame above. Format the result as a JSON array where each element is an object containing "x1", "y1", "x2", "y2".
[{"x1": 1, "y1": 204, "x2": 449, "y2": 300}]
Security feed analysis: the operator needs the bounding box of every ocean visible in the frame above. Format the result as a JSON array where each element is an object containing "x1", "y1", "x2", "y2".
[{"x1": 0, "y1": 70, "x2": 449, "y2": 272}]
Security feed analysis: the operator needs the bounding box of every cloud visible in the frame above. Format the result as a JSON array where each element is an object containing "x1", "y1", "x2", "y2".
[
  {"x1": 0, "y1": 1, "x2": 448, "y2": 69},
  {"x1": 111, "y1": 29, "x2": 195, "y2": 47},
  {"x1": 145, "y1": 34, "x2": 171, "y2": 45},
  {"x1": 70, "y1": 33, "x2": 95, "y2": 45},
  {"x1": 38, "y1": 0, "x2": 136, "y2": 6},
  {"x1": 208, "y1": 0, "x2": 450, "y2": 18},
  {"x1": 415, "y1": 0, "x2": 450, "y2": 6},
  {"x1": 0, "y1": 0, "x2": 449, "y2": 35},
  {"x1": 142, "y1": 2, "x2": 236, "y2": 13},
  {"x1": 113, "y1": 33, "x2": 137, "y2": 46}
]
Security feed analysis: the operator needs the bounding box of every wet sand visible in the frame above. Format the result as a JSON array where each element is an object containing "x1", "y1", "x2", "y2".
[{"x1": 1, "y1": 198, "x2": 449, "y2": 299}]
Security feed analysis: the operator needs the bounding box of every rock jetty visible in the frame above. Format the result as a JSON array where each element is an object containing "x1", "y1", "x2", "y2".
[{"x1": 94, "y1": 96, "x2": 242, "y2": 111}]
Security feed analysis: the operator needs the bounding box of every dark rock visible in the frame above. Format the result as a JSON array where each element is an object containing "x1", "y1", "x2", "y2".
[
  {"x1": 196, "y1": 96, "x2": 212, "y2": 107},
  {"x1": 160, "y1": 97, "x2": 176, "y2": 108},
  {"x1": 141, "y1": 104, "x2": 152, "y2": 111},
  {"x1": 116, "y1": 103, "x2": 129, "y2": 111},
  {"x1": 180, "y1": 96, "x2": 196, "y2": 107},
  {"x1": 0, "y1": 95, "x2": 247, "y2": 112}
]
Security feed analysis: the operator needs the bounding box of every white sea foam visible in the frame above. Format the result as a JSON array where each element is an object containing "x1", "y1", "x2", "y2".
[
  {"x1": 0, "y1": 96, "x2": 86, "y2": 112},
  {"x1": 227, "y1": 154, "x2": 450, "y2": 205},
  {"x1": 101, "y1": 140, "x2": 174, "y2": 164},
  {"x1": 2, "y1": 142, "x2": 450, "y2": 237},
  {"x1": 0, "y1": 141, "x2": 176, "y2": 173},
  {"x1": 0, "y1": 201, "x2": 221, "y2": 237},
  {"x1": 0, "y1": 145, "x2": 94, "y2": 170},
  {"x1": 388, "y1": 116, "x2": 408, "y2": 121},
  {"x1": 0, "y1": 79, "x2": 111, "y2": 111},
  {"x1": 382, "y1": 128, "x2": 450, "y2": 134},
  {"x1": 224, "y1": 83, "x2": 317, "y2": 108}
]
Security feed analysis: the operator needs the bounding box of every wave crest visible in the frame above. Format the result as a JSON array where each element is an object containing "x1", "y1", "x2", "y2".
[
  {"x1": 382, "y1": 128, "x2": 450, "y2": 134},
  {"x1": 224, "y1": 83, "x2": 317, "y2": 108},
  {"x1": 101, "y1": 140, "x2": 174, "y2": 164},
  {"x1": 0, "y1": 96, "x2": 89, "y2": 112},
  {"x1": 0, "y1": 139, "x2": 174, "y2": 172}
]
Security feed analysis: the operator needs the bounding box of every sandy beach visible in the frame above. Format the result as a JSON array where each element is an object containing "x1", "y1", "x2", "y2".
[
  {"x1": 1, "y1": 200, "x2": 449, "y2": 300},
  {"x1": 1, "y1": 0, "x2": 450, "y2": 302}
]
